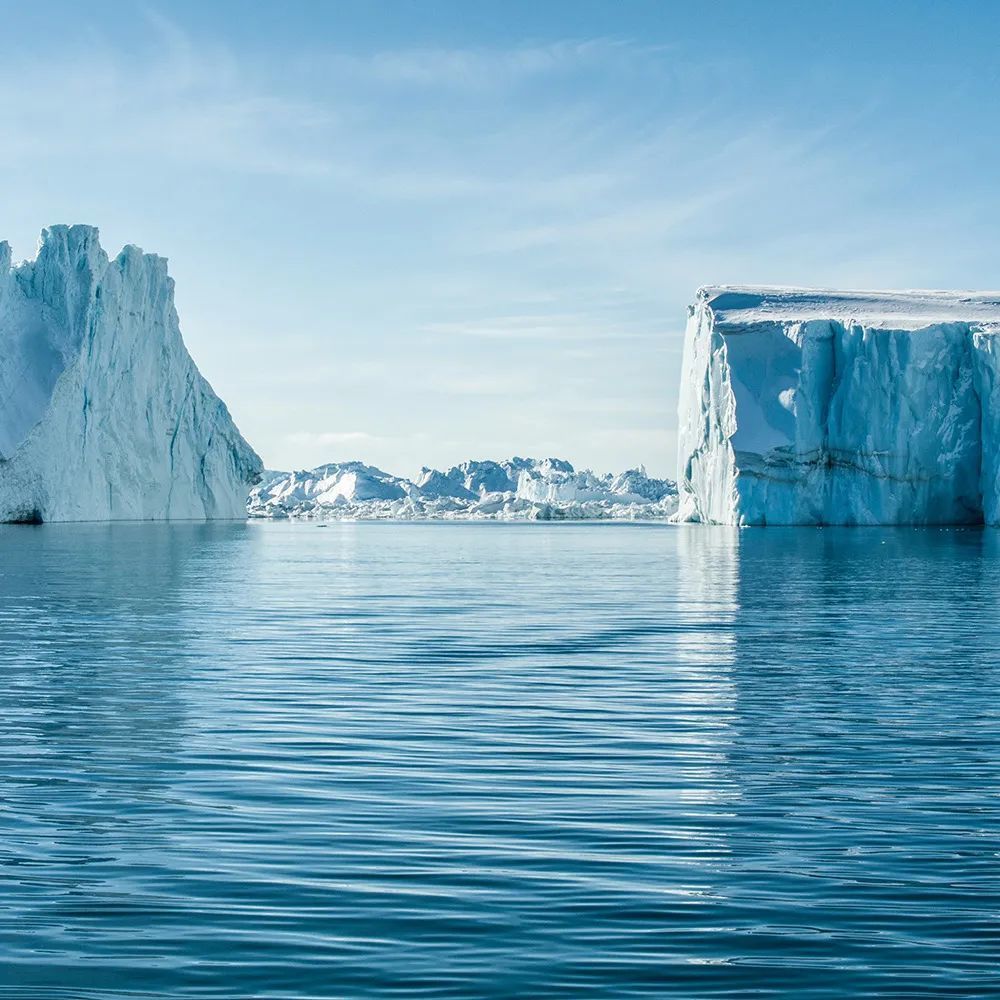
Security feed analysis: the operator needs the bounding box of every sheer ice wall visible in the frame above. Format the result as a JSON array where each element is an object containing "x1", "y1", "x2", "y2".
[
  {"x1": 676, "y1": 287, "x2": 1000, "y2": 525},
  {"x1": 0, "y1": 226, "x2": 262, "y2": 522}
]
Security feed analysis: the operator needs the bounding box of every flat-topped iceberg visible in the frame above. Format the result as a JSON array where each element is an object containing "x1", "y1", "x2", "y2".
[
  {"x1": 249, "y1": 458, "x2": 677, "y2": 521},
  {"x1": 677, "y1": 286, "x2": 1000, "y2": 525},
  {"x1": 0, "y1": 225, "x2": 261, "y2": 522}
]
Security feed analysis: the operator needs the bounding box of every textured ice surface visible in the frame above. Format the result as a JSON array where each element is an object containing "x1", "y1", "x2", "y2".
[
  {"x1": 0, "y1": 226, "x2": 261, "y2": 522},
  {"x1": 249, "y1": 458, "x2": 677, "y2": 521},
  {"x1": 677, "y1": 286, "x2": 1000, "y2": 525}
]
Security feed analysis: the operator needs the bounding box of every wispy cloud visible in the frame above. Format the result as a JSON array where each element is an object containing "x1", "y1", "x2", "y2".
[
  {"x1": 285, "y1": 430, "x2": 383, "y2": 448},
  {"x1": 420, "y1": 312, "x2": 661, "y2": 342},
  {"x1": 0, "y1": 11, "x2": 331, "y2": 176},
  {"x1": 335, "y1": 39, "x2": 625, "y2": 88},
  {"x1": 0, "y1": 9, "x2": 865, "y2": 232}
]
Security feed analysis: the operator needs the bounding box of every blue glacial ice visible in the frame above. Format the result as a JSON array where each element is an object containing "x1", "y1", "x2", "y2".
[
  {"x1": 677, "y1": 286, "x2": 1000, "y2": 525},
  {"x1": 0, "y1": 226, "x2": 261, "y2": 522}
]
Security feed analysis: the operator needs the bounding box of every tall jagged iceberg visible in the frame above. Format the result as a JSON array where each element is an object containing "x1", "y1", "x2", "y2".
[
  {"x1": 677, "y1": 286, "x2": 1000, "y2": 525},
  {"x1": 0, "y1": 225, "x2": 261, "y2": 522}
]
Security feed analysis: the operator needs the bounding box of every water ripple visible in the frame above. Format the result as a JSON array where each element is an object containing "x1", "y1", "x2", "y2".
[{"x1": 0, "y1": 522, "x2": 997, "y2": 997}]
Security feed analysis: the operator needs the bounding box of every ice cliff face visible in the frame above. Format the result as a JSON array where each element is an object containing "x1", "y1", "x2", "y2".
[
  {"x1": 0, "y1": 225, "x2": 261, "y2": 522},
  {"x1": 677, "y1": 286, "x2": 1000, "y2": 525},
  {"x1": 249, "y1": 458, "x2": 677, "y2": 521}
]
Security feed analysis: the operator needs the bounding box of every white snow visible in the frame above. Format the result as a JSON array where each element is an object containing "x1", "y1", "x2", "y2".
[
  {"x1": 249, "y1": 458, "x2": 677, "y2": 521},
  {"x1": 516, "y1": 459, "x2": 630, "y2": 503},
  {"x1": 700, "y1": 286, "x2": 1000, "y2": 330},
  {"x1": 677, "y1": 285, "x2": 1000, "y2": 525},
  {"x1": 0, "y1": 225, "x2": 261, "y2": 522}
]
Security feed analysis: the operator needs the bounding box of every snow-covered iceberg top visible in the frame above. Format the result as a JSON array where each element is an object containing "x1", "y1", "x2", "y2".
[
  {"x1": 700, "y1": 286, "x2": 1000, "y2": 331},
  {"x1": 0, "y1": 225, "x2": 261, "y2": 522},
  {"x1": 249, "y1": 458, "x2": 677, "y2": 521},
  {"x1": 677, "y1": 285, "x2": 1000, "y2": 525}
]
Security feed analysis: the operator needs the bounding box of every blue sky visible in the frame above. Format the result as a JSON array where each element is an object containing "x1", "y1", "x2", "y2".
[{"x1": 2, "y1": 1, "x2": 999, "y2": 477}]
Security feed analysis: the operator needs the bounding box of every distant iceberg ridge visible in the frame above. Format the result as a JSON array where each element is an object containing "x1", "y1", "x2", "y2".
[{"x1": 248, "y1": 458, "x2": 678, "y2": 521}]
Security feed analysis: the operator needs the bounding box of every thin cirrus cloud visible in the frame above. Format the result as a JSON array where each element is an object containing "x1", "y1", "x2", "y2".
[
  {"x1": 328, "y1": 39, "x2": 638, "y2": 88},
  {"x1": 0, "y1": 18, "x2": 330, "y2": 177},
  {"x1": 285, "y1": 431, "x2": 383, "y2": 448},
  {"x1": 419, "y1": 314, "x2": 662, "y2": 343},
  {"x1": 0, "y1": 14, "x2": 858, "y2": 232}
]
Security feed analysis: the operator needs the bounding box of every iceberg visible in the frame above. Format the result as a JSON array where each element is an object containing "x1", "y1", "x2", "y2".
[
  {"x1": 249, "y1": 458, "x2": 677, "y2": 521},
  {"x1": 676, "y1": 286, "x2": 1000, "y2": 525},
  {"x1": 514, "y1": 458, "x2": 674, "y2": 505},
  {"x1": 251, "y1": 462, "x2": 415, "y2": 517},
  {"x1": 0, "y1": 225, "x2": 261, "y2": 522},
  {"x1": 415, "y1": 457, "x2": 558, "y2": 498}
]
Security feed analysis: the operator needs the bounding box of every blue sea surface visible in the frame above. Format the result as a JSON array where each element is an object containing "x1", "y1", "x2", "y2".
[{"x1": 0, "y1": 521, "x2": 997, "y2": 998}]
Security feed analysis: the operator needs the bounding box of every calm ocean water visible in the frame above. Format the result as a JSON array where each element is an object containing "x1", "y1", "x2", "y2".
[{"x1": 0, "y1": 521, "x2": 997, "y2": 998}]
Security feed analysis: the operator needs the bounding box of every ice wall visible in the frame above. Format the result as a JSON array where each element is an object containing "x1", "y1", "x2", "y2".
[
  {"x1": 0, "y1": 225, "x2": 261, "y2": 522},
  {"x1": 677, "y1": 287, "x2": 1000, "y2": 525}
]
